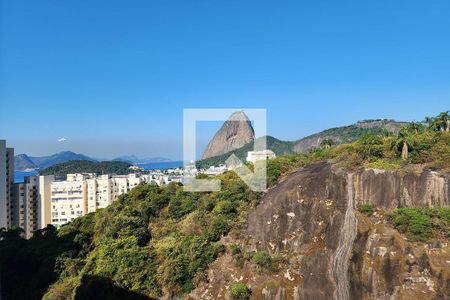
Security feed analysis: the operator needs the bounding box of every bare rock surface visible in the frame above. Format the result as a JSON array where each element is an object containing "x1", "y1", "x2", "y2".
[
  {"x1": 202, "y1": 111, "x2": 254, "y2": 159},
  {"x1": 189, "y1": 162, "x2": 450, "y2": 299}
]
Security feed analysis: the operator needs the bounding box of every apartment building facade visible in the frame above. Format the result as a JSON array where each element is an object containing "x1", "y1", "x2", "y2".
[
  {"x1": 8, "y1": 172, "x2": 143, "y2": 235},
  {"x1": 52, "y1": 173, "x2": 148, "y2": 227},
  {"x1": 12, "y1": 176, "x2": 38, "y2": 238},
  {"x1": 50, "y1": 174, "x2": 92, "y2": 228},
  {"x1": 0, "y1": 140, "x2": 14, "y2": 230}
]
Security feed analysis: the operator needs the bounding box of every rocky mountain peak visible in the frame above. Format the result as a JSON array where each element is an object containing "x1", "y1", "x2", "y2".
[{"x1": 202, "y1": 111, "x2": 255, "y2": 159}]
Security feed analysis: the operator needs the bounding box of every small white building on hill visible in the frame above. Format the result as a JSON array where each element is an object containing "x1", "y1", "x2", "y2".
[{"x1": 246, "y1": 150, "x2": 276, "y2": 163}]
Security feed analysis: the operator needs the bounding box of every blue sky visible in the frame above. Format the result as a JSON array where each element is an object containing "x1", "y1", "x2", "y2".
[{"x1": 1, "y1": 0, "x2": 449, "y2": 159}]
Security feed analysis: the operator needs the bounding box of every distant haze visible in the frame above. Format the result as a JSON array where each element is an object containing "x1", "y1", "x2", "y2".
[{"x1": 1, "y1": 1, "x2": 449, "y2": 158}]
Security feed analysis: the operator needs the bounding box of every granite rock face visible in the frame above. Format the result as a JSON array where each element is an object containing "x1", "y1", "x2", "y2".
[
  {"x1": 189, "y1": 162, "x2": 449, "y2": 299},
  {"x1": 353, "y1": 168, "x2": 449, "y2": 208},
  {"x1": 201, "y1": 111, "x2": 254, "y2": 159},
  {"x1": 246, "y1": 162, "x2": 449, "y2": 299}
]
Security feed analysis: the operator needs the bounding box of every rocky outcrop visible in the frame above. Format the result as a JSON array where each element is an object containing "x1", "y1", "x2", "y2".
[
  {"x1": 353, "y1": 168, "x2": 449, "y2": 208},
  {"x1": 202, "y1": 111, "x2": 254, "y2": 159},
  {"x1": 190, "y1": 162, "x2": 449, "y2": 299}
]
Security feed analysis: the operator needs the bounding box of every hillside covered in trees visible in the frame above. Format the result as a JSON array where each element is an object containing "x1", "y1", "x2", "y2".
[
  {"x1": 39, "y1": 160, "x2": 133, "y2": 177},
  {"x1": 0, "y1": 112, "x2": 449, "y2": 299}
]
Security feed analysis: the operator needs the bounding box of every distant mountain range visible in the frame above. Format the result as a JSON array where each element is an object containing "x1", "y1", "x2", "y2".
[
  {"x1": 14, "y1": 151, "x2": 95, "y2": 171},
  {"x1": 14, "y1": 151, "x2": 172, "y2": 171}
]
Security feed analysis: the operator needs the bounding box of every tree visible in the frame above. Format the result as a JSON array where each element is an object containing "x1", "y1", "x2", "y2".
[
  {"x1": 320, "y1": 139, "x2": 335, "y2": 149},
  {"x1": 391, "y1": 127, "x2": 416, "y2": 160},
  {"x1": 356, "y1": 133, "x2": 384, "y2": 160},
  {"x1": 424, "y1": 116, "x2": 437, "y2": 131},
  {"x1": 406, "y1": 122, "x2": 425, "y2": 134},
  {"x1": 230, "y1": 283, "x2": 251, "y2": 300},
  {"x1": 435, "y1": 111, "x2": 450, "y2": 132}
]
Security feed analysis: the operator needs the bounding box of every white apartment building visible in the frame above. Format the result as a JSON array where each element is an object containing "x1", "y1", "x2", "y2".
[
  {"x1": 246, "y1": 150, "x2": 276, "y2": 164},
  {"x1": 87, "y1": 174, "x2": 143, "y2": 213},
  {"x1": 87, "y1": 175, "x2": 114, "y2": 213},
  {"x1": 204, "y1": 165, "x2": 228, "y2": 176},
  {"x1": 0, "y1": 140, "x2": 14, "y2": 230},
  {"x1": 50, "y1": 174, "x2": 91, "y2": 227},
  {"x1": 52, "y1": 173, "x2": 149, "y2": 226},
  {"x1": 5, "y1": 171, "x2": 181, "y2": 230}
]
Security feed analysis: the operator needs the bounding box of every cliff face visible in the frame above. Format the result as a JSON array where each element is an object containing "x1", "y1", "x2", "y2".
[
  {"x1": 190, "y1": 162, "x2": 450, "y2": 299},
  {"x1": 202, "y1": 111, "x2": 255, "y2": 160},
  {"x1": 353, "y1": 168, "x2": 449, "y2": 208}
]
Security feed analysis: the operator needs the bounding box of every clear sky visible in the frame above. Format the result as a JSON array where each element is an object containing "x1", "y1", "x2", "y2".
[{"x1": 1, "y1": 0, "x2": 449, "y2": 159}]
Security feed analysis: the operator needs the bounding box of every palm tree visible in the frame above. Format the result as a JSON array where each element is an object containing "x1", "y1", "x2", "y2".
[
  {"x1": 407, "y1": 122, "x2": 425, "y2": 134},
  {"x1": 391, "y1": 127, "x2": 415, "y2": 160},
  {"x1": 424, "y1": 116, "x2": 437, "y2": 131},
  {"x1": 435, "y1": 111, "x2": 449, "y2": 132}
]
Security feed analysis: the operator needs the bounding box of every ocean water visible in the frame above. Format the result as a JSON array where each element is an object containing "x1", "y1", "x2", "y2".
[
  {"x1": 14, "y1": 171, "x2": 38, "y2": 183},
  {"x1": 140, "y1": 161, "x2": 184, "y2": 170},
  {"x1": 13, "y1": 161, "x2": 184, "y2": 183}
]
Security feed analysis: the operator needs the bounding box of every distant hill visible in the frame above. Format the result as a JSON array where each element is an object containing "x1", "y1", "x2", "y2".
[
  {"x1": 39, "y1": 160, "x2": 132, "y2": 177},
  {"x1": 14, "y1": 154, "x2": 37, "y2": 171},
  {"x1": 293, "y1": 119, "x2": 408, "y2": 152},
  {"x1": 15, "y1": 151, "x2": 96, "y2": 171},
  {"x1": 196, "y1": 119, "x2": 409, "y2": 168}
]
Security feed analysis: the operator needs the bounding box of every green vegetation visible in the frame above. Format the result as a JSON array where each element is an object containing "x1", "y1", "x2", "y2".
[
  {"x1": 1, "y1": 112, "x2": 448, "y2": 299},
  {"x1": 365, "y1": 159, "x2": 401, "y2": 170},
  {"x1": 0, "y1": 172, "x2": 261, "y2": 299},
  {"x1": 230, "y1": 283, "x2": 251, "y2": 300},
  {"x1": 251, "y1": 251, "x2": 276, "y2": 272},
  {"x1": 39, "y1": 160, "x2": 133, "y2": 177},
  {"x1": 320, "y1": 139, "x2": 335, "y2": 149},
  {"x1": 264, "y1": 112, "x2": 450, "y2": 186},
  {"x1": 359, "y1": 203, "x2": 375, "y2": 216},
  {"x1": 389, "y1": 208, "x2": 450, "y2": 242},
  {"x1": 297, "y1": 119, "x2": 407, "y2": 146},
  {"x1": 197, "y1": 119, "x2": 408, "y2": 169},
  {"x1": 228, "y1": 244, "x2": 279, "y2": 273},
  {"x1": 197, "y1": 136, "x2": 294, "y2": 169}
]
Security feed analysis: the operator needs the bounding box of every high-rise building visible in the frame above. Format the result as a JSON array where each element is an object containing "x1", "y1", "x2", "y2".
[
  {"x1": 37, "y1": 175, "x2": 54, "y2": 230},
  {"x1": 11, "y1": 175, "x2": 55, "y2": 238},
  {"x1": 0, "y1": 140, "x2": 14, "y2": 230},
  {"x1": 13, "y1": 177, "x2": 38, "y2": 238}
]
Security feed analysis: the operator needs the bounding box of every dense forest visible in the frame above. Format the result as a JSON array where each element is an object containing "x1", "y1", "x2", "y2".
[
  {"x1": 0, "y1": 112, "x2": 449, "y2": 299},
  {"x1": 39, "y1": 160, "x2": 133, "y2": 177}
]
